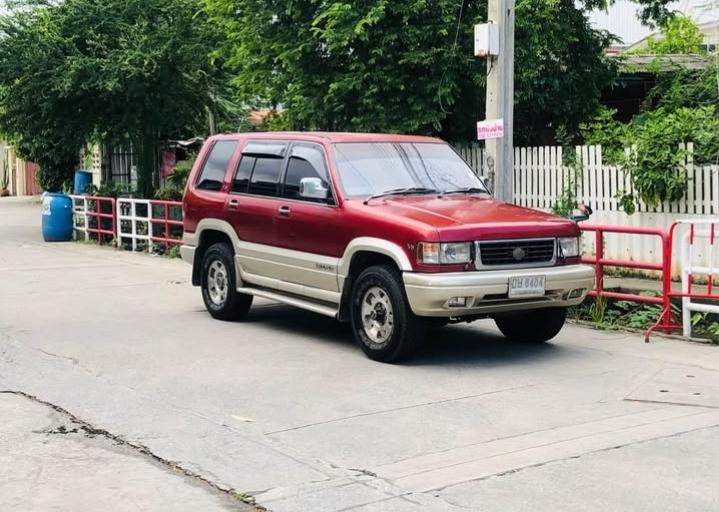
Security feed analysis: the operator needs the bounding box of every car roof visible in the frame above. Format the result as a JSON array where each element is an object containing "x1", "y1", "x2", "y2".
[{"x1": 208, "y1": 131, "x2": 444, "y2": 144}]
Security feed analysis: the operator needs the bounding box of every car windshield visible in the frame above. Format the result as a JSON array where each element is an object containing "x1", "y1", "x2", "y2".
[{"x1": 332, "y1": 142, "x2": 488, "y2": 198}]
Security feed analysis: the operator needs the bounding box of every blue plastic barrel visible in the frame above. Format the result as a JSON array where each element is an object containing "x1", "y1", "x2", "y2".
[
  {"x1": 41, "y1": 193, "x2": 73, "y2": 242},
  {"x1": 73, "y1": 170, "x2": 93, "y2": 195}
]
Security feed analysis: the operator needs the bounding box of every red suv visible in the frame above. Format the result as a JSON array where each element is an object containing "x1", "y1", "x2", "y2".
[{"x1": 182, "y1": 132, "x2": 594, "y2": 362}]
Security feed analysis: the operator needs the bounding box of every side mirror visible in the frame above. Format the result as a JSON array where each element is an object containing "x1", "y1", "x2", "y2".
[
  {"x1": 569, "y1": 203, "x2": 593, "y2": 223},
  {"x1": 299, "y1": 177, "x2": 329, "y2": 200},
  {"x1": 570, "y1": 211, "x2": 590, "y2": 222}
]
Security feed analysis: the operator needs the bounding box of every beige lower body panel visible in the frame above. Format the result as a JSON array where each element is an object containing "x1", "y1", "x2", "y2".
[
  {"x1": 404, "y1": 265, "x2": 595, "y2": 317},
  {"x1": 236, "y1": 242, "x2": 339, "y2": 292},
  {"x1": 238, "y1": 260, "x2": 341, "y2": 305},
  {"x1": 180, "y1": 245, "x2": 195, "y2": 265}
]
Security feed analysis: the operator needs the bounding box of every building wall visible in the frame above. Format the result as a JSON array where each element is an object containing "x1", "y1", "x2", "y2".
[
  {"x1": 589, "y1": 0, "x2": 719, "y2": 48},
  {"x1": 1, "y1": 144, "x2": 44, "y2": 196}
]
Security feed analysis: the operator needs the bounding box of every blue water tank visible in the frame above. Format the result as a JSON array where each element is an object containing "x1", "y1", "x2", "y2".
[
  {"x1": 73, "y1": 170, "x2": 93, "y2": 195},
  {"x1": 41, "y1": 193, "x2": 73, "y2": 242}
]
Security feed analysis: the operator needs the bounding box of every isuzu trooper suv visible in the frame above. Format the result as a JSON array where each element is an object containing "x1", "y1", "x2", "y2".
[{"x1": 181, "y1": 132, "x2": 594, "y2": 362}]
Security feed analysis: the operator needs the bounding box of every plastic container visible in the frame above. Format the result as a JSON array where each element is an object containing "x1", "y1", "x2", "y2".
[
  {"x1": 73, "y1": 170, "x2": 93, "y2": 195},
  {"x1": 41, "y1": 193, "x2": 73, "y2": 242}
]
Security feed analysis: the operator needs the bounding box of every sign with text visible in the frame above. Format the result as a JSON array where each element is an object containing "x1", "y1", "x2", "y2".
[{"x1": 476, "y1": 118, "x2": 504, "y2": 140}]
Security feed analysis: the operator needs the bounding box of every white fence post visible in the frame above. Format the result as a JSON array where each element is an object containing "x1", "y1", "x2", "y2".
[
  {"x1": 69, "y1": 195, "x2": 89, "y2": 241},
  {"x1": 674, "y1": 220, "x2": 719, "y2": 337}
]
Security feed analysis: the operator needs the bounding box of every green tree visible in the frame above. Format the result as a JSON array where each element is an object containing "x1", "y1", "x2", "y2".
[
  {"x1": 206, "y1": 0, "x2": 667, "y2": 144},
  {"x1": 644, "y1": 15, "x2": 705, "y2": 54},
  {"x1": 581, "y1": 15, "x2": 719, "y2": 213},
  {"x1": 0, "y1": 0, "x2": 227, "y2": 196},
  {"x1": 0, "y1": 7, "x2": 87, "y2": 191},
  {"x1": 511, "y1": 0, "x2": 617, "y2": 143}
]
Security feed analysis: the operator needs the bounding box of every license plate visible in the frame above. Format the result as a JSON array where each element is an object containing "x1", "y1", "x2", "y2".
[{"x1": 508, "y1": 275, "x2": 546, "y2": 298}]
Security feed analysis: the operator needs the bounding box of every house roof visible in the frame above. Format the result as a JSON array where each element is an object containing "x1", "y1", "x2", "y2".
[{"x1": 613, "y1": 53, "x2": 711, "y2": 72}]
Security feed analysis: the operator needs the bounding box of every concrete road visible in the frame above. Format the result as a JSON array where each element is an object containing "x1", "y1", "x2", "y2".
[
  {"x1": 0, "y1": 391, "x2": 246, "y2": 512},
  {"x1": 1, "y1": 196, "x2": 718, "y2": 511}
]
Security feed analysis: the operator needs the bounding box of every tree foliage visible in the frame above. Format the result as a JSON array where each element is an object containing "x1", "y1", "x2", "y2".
[
  {"x1": 207, "y1": 0, "x2": 475, "y2": 134},
  {"x1": 206, "y1": 0, "x2": 668, "y2": 144},
  {"x1": 511, "y1": 0, "x2": 617, "y2": 143},
  {"x1": 0, "y1": 0, "x2": 678, "y2": 193},
  {"x1": 581, "y1": 15, "x2": 719, "y2": 213},
  {"x1": 0, "y1": 6, "x2": 87, "y2": 191},
  {"x1": 644, "y1": 15, "x2": 704, "y2": 54},
  {"x1": 0, "y1": 0, "x2": 226, "y2": 195}
]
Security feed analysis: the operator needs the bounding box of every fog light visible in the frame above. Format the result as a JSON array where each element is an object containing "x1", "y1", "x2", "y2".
[
  {"x1": 568, "y1": 288, "x2": 585, "y2": 299},
  {"x1": 447, "y1": 296, "x2": 468, "y2": 308}
]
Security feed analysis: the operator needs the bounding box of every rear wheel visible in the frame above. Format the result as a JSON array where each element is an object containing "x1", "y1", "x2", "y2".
[
  {"x1": 201, "y1": 242, "x2": 253, "y2": 321},
  {"x1": 494, "y1": 307, "x2": 567, "y2": 343},
  {"x1": 350, "y1": 265, "x2": 424, "y2": 363}
]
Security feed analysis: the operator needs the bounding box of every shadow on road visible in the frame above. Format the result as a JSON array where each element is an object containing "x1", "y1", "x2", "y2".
[
  {"x1": 412, "y1": 324, "x2": 561, "y2": 367},
  {"x1": 242, "y1": 303, "x2": 563, "y2": 367}
]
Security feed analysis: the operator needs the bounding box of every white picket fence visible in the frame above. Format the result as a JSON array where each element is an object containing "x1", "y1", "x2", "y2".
[{"x1": 455, "y1": 143, "x2": 719, "y2": 278}]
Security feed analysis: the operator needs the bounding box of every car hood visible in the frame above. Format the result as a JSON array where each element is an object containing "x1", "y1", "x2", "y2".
[{"x1": 355, "y1": 195, "x2": 580, "y2": 241}]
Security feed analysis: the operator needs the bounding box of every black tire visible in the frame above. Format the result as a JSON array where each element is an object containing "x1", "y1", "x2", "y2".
[
  {"x1": 350, "y1": 265, "x2": 424, "y2": 363},
  {"x1": 494, "y1": 307, "x2": 567, "y2": 343},
  {"x1": 201, "y1": 242, "x2": 253, "y2": 321}
]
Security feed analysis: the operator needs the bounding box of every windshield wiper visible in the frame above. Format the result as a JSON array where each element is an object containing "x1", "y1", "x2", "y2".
[
  {"x1": 440, "y1": 187, "x2": 488, "y2": 196},
  {"x1": 364, "y1": 187, "x2": 438, "y2": 204}
]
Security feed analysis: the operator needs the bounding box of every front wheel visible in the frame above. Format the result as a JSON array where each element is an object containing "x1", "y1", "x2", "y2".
[
  {"x1": 201, "y1": 242, "x2": 253, "y2": 321},
  {"x1": 494, "y1": 307, "x2": 567, "y2": 343},
  {"x1": 350, "y1": 265, "x2": 425, "y2": 363}
]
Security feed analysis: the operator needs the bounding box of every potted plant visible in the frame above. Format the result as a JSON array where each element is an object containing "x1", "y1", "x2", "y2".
[{"x1": 1, "y1": 160, "x2": 10, "y2": 197}]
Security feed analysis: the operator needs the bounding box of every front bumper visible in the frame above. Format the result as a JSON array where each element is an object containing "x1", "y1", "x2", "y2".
[{"x1": 403, "y1": 264, "x2": 595, "y2": 317}]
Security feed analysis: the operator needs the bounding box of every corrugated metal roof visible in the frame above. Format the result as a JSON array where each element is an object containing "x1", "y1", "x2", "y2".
[{"x1": 614, "y1": 53, "x2": 711, "y2": 71}]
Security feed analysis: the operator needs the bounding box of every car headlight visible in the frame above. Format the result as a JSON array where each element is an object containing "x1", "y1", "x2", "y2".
[
  {"x1": 417, "y1": 242, "x2": 472, "y2": 264},
  {"x1": 558, "y1": 237, "x2": 581, "y2": 258}
]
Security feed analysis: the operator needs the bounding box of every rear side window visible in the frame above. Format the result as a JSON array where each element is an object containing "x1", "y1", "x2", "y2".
[
  {"x1": 232, "y1": 156, "x2": 255, "y2": 193},
  {"x1": 248, "y1": 157, "x2": 284, "y2": 196},
  {"x1": 196, "y1": 140, "x2": 238, "y2": 191}
]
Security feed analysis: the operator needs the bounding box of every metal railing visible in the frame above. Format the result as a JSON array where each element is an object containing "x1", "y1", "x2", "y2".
[
  {"x1": 116, "y1": 197, "x2": 182, "y2": 254},
  {"x1": 580, "y1": 223, "x2": 678, "y2": 342},
  {"x1": 149, "y1": 200, "x2": 183, "y2": 253},
  {"x1": 70, "y1": 195, "x2": 116, "y2": 244},
  {"x1": 581, "y1": 221, "x2": 719, "y2": 342},
  {"x1": 670, "y1": 220, "x2": 719, "y2": 338}
]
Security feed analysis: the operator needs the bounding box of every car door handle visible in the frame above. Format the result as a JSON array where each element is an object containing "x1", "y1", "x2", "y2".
[
  {"x1": 228, "y1": 198, "x2": 239, "y2": 210},
  {"x1": 278, "y1": 206, "x2": 291, "y2": 218}
]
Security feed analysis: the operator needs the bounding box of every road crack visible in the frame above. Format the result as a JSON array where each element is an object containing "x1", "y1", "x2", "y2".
[{"x1": 0, "y1": 389, "x2": 263, "y2": 511}]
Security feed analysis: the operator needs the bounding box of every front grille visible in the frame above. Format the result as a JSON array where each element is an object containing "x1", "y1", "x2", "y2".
[{"x1": 476, "y1": 238, "x2": 556, "y2": 269}]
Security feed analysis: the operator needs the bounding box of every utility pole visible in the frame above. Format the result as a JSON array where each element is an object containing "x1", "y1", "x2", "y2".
[{"x1": 483, "y1": 0, "x2": 515, "y2": 203}]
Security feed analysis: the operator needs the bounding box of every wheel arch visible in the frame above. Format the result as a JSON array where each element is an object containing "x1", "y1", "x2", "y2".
[
  {"x1": 337, "y1": 238, "x2": 413, "y2": 322},
  {"x1": 190, "y1": 219, "x2": 240, "y2": 286}
]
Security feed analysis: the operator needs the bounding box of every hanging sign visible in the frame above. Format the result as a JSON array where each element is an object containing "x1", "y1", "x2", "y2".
[{"x1": 477, "y1": 119, "x2": 504, "y2": 140}]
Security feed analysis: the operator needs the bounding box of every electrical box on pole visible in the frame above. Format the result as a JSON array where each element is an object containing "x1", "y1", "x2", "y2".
[
  {"x1": 480, "y1": 1, "x2": 515, "y2": 204},
  {"x1": 474, "y1": 23, "x2": 499, "y2": 57}
]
